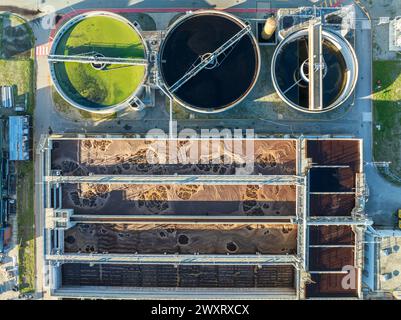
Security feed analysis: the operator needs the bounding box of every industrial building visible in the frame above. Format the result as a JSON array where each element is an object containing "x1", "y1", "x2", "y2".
[
  {"x1": 38, "y1": 135, "x2": 371, "y2": 299},
  {"x1": 1, "y1": 86, "x2": 14, "y2": 109},
  {"x1": 363, "y1": 229, "x2": 401, "y2": 299},
  {"x1": 389, "y1": 16, "x2": 401, "y2": 52},
  {"x1": 0, "y1": 119, "x2": 10, "y2": 253},
  {"x1": 8, "y1": 116, "x2": 30, "y2": 161}
]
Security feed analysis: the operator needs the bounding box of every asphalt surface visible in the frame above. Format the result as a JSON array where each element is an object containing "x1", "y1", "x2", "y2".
[{"x1": 1, "y1": 0, "x2": 400, "y2": 298}]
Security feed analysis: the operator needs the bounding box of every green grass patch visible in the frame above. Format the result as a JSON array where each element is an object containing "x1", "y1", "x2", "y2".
[
  {"x1": 0, "y1": 12, "x2": 34, "y2": 59},
  {"x1": 373, "y1": 60, "x2": 401, "y2": 183},
  {"x1": 16, "y1": 161, "x2": 35, "y2": 294},
  {"x1": 0, "y1": 59, "x2": 34, "y2": 114},
  {"x1": 54, "y1": 15, "x2": 145, "y2": 108}
]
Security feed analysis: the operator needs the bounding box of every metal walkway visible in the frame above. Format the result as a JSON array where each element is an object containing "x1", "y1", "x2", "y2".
[
  {"x1": 308, "y1": 19, "x2": 324, "y2": 111},
  {"x1": 307, "y1": 216, "x2": 373, "y2": 226},
  {"x1": 53, "y1": 286, "x2": 298, "y2": 300},
  {"x1": 45, "y1": 174, "x2": 305, "y2": 185},
  {"x1": 48, "y1": 54, "x2": 148, "y2": 66},
  {"x1": 70, "y1": 214, "x2": 296, "y2": 224},
  {"x1": 46, "y1": 253, "x2": 299, "y2": 265}
]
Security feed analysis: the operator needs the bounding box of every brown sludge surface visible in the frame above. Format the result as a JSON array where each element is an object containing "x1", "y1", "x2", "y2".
[
  {"x1": 309, "y1": 194, "x2": 355, "y2": 216},
  {"x1": 306, "y1": 273, "x2": 358, "y2": 298},
  {"x1": 309, "y1": 226, "x2": 355, "y2": 245},
  {"x1": 51, "y1": 139, "x2": 297, "y2": 175},
  {"x1": 62, "y1": 183, "x2": 296, "y2": 215},
  {"x1": 306, "y1": 140, "x2": 360, "y2": 173},
  {"x1": 64, "y1": 223, "x2": 298, "y2": 255}
]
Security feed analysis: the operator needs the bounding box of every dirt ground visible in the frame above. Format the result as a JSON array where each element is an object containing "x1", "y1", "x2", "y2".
[
  {"x1": 51, "y1": 139, "x2": 297, "y2": 176},
  {"x1": 64, "y1": 223, "x2": 297, "y2": 255},
  {"x1": 61, "y1": 183, "x2": 297, "y2": 216}
]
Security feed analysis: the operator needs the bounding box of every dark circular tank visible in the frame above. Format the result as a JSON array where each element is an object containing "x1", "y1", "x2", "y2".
[
  {"x1": 271, "y1": 29, "x2": 358, "y2": 113},
  {"x1": 159, "y1": 11, "x2": 260, "y2": 113}
]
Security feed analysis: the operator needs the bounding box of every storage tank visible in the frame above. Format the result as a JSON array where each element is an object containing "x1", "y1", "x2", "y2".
[
  {"x1": 159, "y1": 10, "x2": 260, "y2": 113},
  {"x1": 271, "y1": 28, "x2": 358, "y2": 113},
  {"x1": 49, "y1": 11, "x2": 148, "y2": 113},
  {"x1": 261, "y1": 17, "x2": 277, "y2": 40}
]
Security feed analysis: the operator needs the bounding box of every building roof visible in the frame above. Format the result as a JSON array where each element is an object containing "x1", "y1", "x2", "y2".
[
  {"x1": 377, "y1": 230, "x2": 401, "y2": 293},
  {"x1": 389, "y1": 17, "x2": 401, "y2": 52},
  {"x1": 9, "y1": 116, "x2": 29, "y2": 161}
]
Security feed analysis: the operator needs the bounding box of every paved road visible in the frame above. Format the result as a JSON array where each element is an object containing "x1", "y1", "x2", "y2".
[
  {"x1": 351, "y1": 8, "x2": 401, "y2": 227},
  {"x1": 2, "y1": 0, "x2": 401, "y2": 298}
]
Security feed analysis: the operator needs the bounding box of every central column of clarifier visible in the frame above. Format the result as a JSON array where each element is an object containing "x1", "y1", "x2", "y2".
[
  {"x1": 91, "y1": 53, "x2": 107, "y2": 70},
  {"x1": 299, "y1": 58, "x2": 327, "y2": 83}
]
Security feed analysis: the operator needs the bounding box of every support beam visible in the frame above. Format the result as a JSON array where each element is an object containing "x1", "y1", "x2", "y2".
[
  {"x1": 308, "y1": 271, "x2": 349, "y2": 274},
  {"x1": 310, "y1": 165, "x2": 350, "y2": 168},
  {"x1": 309, "y1": 245, "x2": 356, "y2": 248},
  {"x1": 70, "y1": 214, "x2": 296, "y2": 225},
  {"x1": 309, "y1": 192, "x2": 355, "y2": 195},
  {"x1": 45, "y1": 174, "x2": 304, "y2": 185},
  {"x1": 307, "y1": 216, "x2": 372, "y2": 226},
  {"x1": 46, "y1": 253, "x2": 299, "y2": 266},
  {"x1": 53, "y1": 286, "x2": 297, "y2": 300}
]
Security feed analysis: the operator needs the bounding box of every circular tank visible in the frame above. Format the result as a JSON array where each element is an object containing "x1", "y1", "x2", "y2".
[
  {"x1": 49, "y1": 11, "x2": 148, "y2": 113},
  {"x1": 271, "y1": 29, "x2": 358, "y2": 113},
  {"x1": 159, "y1": 11, "x2": 260, "y2": 113}
]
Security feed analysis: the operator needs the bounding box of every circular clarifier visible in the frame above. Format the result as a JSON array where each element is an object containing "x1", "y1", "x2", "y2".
[
  {"x1": 159, "y1": 10, "x2": 260, "y2": 113},
  {"x1": 50, "y1": 12, "x2": 148, "y2": 113},
  {"x1": 271, "y1": 29, "x2": 358, "y2": 113}
]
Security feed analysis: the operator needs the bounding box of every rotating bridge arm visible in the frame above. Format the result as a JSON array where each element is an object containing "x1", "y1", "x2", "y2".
[
  {"x1": 48, "y1": 54, "x2": 148, "y2": 66},
  {"x1": 169, "y1": 24, "x2": 252, "y2": 93},
  {"x1": 308, "y1": 19, "x2": 323, "y2": 111}
]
